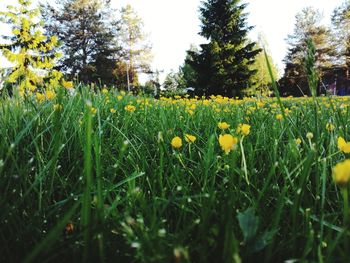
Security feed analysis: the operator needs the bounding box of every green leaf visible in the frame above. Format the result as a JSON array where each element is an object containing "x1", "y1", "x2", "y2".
[{"x1": 237, "y1": 207, "x2": 259, "y2": 243}]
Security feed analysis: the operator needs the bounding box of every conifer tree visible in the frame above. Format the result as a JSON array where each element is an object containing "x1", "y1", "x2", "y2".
[
  {"x1": 281, "y1": 7, "x2": 334, "y2": 96},
  {"x1": 41, "y1": 0, "x2": 120, "y2": 85},
  {"x1": 0, "y1": 0, "x2": 62, "y2": 95},
  {"x1": 188, "y1": 0, "x2": 259, "y2": 97}
]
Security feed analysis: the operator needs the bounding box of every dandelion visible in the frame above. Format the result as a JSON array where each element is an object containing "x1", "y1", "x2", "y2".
[
  {"x1": 218, "y1": 122, "x2": 230, "y2": 130},
  {"x1": 237, "y1": 124, "x2": 251, "y2": 136},
  {"x1": 110, "y1": 108, "x2": 117, "y2": 114},
  {"x1": 125, "y1": 105, "x2": 136, "y2": 112},
  {"x1": 219, "y1": 134, "x2": 238, "y2": 154},
  {"x1": 332, "y1": 159, "x2": 350, "y2": 187},
  {"x1": 171, "y1": 136, "x2": 182, "y2": 149},
  {"x1": 295, "y1": 138, "x2": 302, "y2": 146},
  {"x1": 338, "y1": 137, "x2": 350, "y2": 153},
  {"x1": 184, "y1": 134, "x2": 196, "y2": 143}
]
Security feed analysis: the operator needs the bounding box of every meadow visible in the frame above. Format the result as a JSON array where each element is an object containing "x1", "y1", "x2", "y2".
[{"x1": 0, "y1": 87, "x2": 350, "y2": 263}]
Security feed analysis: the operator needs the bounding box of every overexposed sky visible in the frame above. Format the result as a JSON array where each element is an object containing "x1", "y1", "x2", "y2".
[{"x1": 0, "y1": 0, "x2": 346, "y2": 78}]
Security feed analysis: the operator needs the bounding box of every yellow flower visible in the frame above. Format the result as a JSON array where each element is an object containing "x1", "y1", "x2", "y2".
[
  {"x1": 326, "y1": 123, "x2": 335, "y2": 132},
  {"x1": 184, "y1": 134, "x2": 196, "y2": 143},
  {"x1": 237, "y1": 124, "x2": 251, "y2": 136},
  {"x1": 90, "y1": 107, "x2": 97, "y2": 114},
  {"x1": 46, "y1": 90, "x2": 56, "y2": 100},
  {"x1": 171, "y1": 136, "x2": 182, "y2": 149},
  {"x1": 102, "y1": 88, "x2": 108, "y2": 94},
  {"x1": 125, "y1": 105, "x2": 136, "y2": 112},
  {"x1": 218, "y1": 122, "x2": 230, "y2": 130},
  {"x1": 219, "y1": 134, "x2": 238, "y2": 154},
  {"x1": 306, "y1": 132, "x2": 314, "y2": 140},
  {"x1": 338, "y1": 137, "x2": 350, "y2": 153},
  {"x1": 62, "y1": 80, "x2": 73, "y2": 89},
  {"x1": 295, "y1": 138, "x2": 302, "y2": 146},
  {"x1": 110, "y1": 108, "x2": 117, "y2": 114},
  {"x1": 53, "y1": 104, "x2": 62, "y2": 111},
  {"x1": 36, "y1": 92, "x2": 45, "y2": 103},
  {"x1": 332, "y1": 159, "x2": 350, "y2": 187},
  {"x1": 276, "y1": 114, "x2": 283, "y2": 120}
]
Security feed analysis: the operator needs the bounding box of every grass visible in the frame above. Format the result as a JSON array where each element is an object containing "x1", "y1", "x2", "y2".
[{"x1": 0, "y1": 87, "x2": 350, "y2": 262}]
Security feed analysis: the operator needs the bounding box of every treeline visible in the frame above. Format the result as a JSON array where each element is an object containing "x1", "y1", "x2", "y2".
[
  {"x1": 0, "y1": 0, "x2": 152, "y2": 94},
  {"x1": 2, "y1": 0, "x2": 350, "y2": 97},
  {"x1": 280, "y1": 4, "x2": 350, "y2": 96}
]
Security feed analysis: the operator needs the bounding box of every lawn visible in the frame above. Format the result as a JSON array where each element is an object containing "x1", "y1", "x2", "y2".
[{"x1": 0, "y1": 87, "x2": 349, "y2": 262}]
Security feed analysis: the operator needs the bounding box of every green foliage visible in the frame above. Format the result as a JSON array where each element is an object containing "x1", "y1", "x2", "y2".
[
  {"x1": 188, "y1": 0, "x2": 260, "y2": 97},
  {"x1": 41, "y1": 0, "x2": 120, "y2": 85},
  {"x1": 246, "y1": 43, "x2": 279, "y2": 97},
  {"x1": 281, "y1": 7, "x2": 334, "y2": 96},
  {"x1": 0, "y1": 0, "x2": 62, "y2": 94},
  {"x1": 332, "y1": 1, "x2": 350, "y2": 69},
  {"x1": 0, "y1": 87, "x2": 350, "y2": 262}
]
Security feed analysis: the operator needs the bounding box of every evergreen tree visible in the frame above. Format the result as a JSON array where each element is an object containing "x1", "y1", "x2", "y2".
[
  {"x1": 41, "y1": 0, "x2": 120, "y2": 85},
  {"x1": 332, "y1": 1, "x2": 350, "y2": 73},
  {"x1": 0, "y1": 0, "x2": 62, "y2": 95},
  {"x1": 119, "y1": 4, "x2": 153, "y2": 91},
  {"x1": 188, "y1": 0, "x2": 259, "y2": 97},
  {"x1": 281, "y1": 7, "x2": 334, "y2": 96}
]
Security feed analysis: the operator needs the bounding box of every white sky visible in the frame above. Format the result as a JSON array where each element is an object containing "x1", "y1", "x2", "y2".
[{"x1": 0, "y1": 0, "x2": 346, "y2": 80}]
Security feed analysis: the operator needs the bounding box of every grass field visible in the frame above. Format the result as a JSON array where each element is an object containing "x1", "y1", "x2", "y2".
[{"x1": 0, "y1": 87, "x2": 350, "y2": 262}]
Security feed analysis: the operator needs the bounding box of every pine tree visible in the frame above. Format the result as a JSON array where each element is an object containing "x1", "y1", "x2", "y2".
[
  {"x1": 188, "y1": 0, "x2": 260, "y2": 97},
  {"x1": 281, "y1": 7, "x2": 334, "y2": 96},
  {"x1": 0, "y1": 0, "x2": 62, "y2": 95},
  {"x1": 119, "y1": 4, "x2": 153, "y2": 91},
  {"x1": 41, "y1": 0, "x2": 120, "y2": 85},
  {"x1": 332, "y1": 1, "x2": 350, "y2": 74}
]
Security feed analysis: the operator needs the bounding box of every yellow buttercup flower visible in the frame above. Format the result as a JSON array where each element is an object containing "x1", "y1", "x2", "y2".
[
  {"x1": 171, "y1": 136, "x2": 182, "y2": 149},
  {"x1": 237, "y1": 124, "x2": 251, "y2": 136},
  {"x1": 90, "y1": 107, "x2": 97, "y2": 115},
  {"x1": 53, "y1": 104, "x2": 62, "y2": 111},
  {"x1": 306, "y1": 132, "x2": 314, "y2": 140},
  {"x1": 326, "y1": 123, "x2": 335, "y2": 132},
  {"x1": 46, "y1": 90, "x2": 56, "y2": 100},
  {"x1": 332, "y1": 159, "x2": 350, "y2": 187},
  {"x1": 110, "y1": 108, "x2": 117, "y2": 114},
  {"x1": 338, "y1": 137, "x2": 350, "y2": 153},
  {"x1": 184, "y1": 134, "x2": 196, "y2": 143},
  {"x1": 62, "y1": 80, "x2": 73, "y2": 89},
  {"x1": 295, "y1": 138, "x2": 302, "y2": 146},
  {"x1": 219, "y1": 134, "x2": 238, "y2": 154},
  {"x1": 36, "y1": 92, "x2": 45, "y2": 103},
  {"x1": 125, "y1": 105, "x2": 136, "y2": 112},
  {"x1": 218, "y1": 122, "x2": 230, "y2": 130},
  {"x1": 276, "y1": 114, "x2": 283, "y2": 120}
]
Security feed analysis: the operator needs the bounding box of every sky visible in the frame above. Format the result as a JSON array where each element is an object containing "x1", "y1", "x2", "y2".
[{"x1": 0, "y1": 0, "x2": 346, "y2": 80}]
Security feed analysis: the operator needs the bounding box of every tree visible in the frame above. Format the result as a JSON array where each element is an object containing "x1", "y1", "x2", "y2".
[
  {"x1": 187, "y1": 0, "x2": 260, "y2": 97},
  {"x1": 0, "y1": 0, "x2": 62, "y2": 95},
  {"x1": 332, "y1": 1, "x2": 350, "y2": 74},
  {"x1": 281, "y1": 7, "x2": 334, "y2": 96},
  {"x1": 246, "y1": 39, "x2": 279, "y2": 97},
  {"x1": 119, "y1": 4, "x2": 152, "y2": 91},
  {"x1": 41, "y1": 0, "x2": 120, "y2": 85}
]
